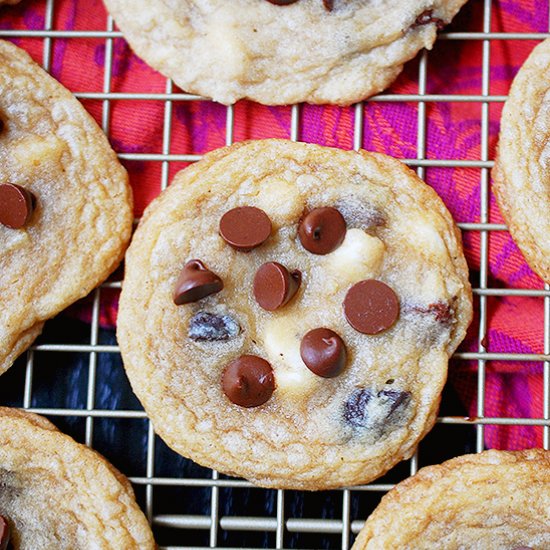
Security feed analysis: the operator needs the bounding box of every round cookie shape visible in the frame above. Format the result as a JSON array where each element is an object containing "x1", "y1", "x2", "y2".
[
  {"x1": 102, "y1": 0, "x2": 470, "y2": 106},
  {"x1": 0, "y1": 407, "x2": 155, "y2": 549},
  {"x1": 0, "y1": 40, "x2": 133, "y2": 376},
  {"x1": 493, "y1": 38, "x2": 550, "y2": 283},
  {"x1": 118, "y1": 139, "x2": 473, "y2": 490},
  {"x1": 352, "y1": 449, "x2": 550, "y2": 549}
]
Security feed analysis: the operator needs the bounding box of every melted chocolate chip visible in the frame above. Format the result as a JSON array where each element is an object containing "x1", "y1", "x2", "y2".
[
  {"x1": 343, "y1": 280, "x2": 400, "y2": 335},
  {"x1": 253, "y1": 262, "x2": 301, "y2": 311},
  {"x1": 188, "y1": 311, "x2": 240, "y2": 341},
  {"x1": 0, "y1": 516, "x2": 9, "y2": 550},
  {"x1": 0, "y1": 184, "x2": 36, "y2": 229},
  {"x1": 173, "y1": 260, "x2": 223, "y2": 305},
  {"x1": 322, "y1": 0, "x2": 334, "y2": 10},
  {"x1": 219, "y1": 206, "x2": 272, "y2": 251},
  {"x1": 409, "y1": 301, "x2": 453, "y2": 325},
  {"x1": 344, "y1": 388, "x2": 411, "y2": 428},
  {"x1": 222, "y1": 355, "x2": 275, "y2": 408},
  {"x1": 298, "y1": 207, "x2": 347, "y2": 255},
  {"x1": 412, "y1": 9, "x2": 446, "y2": 30},
  {"x1": 300, "y1": 328, "x2": 347, "y2": 378},
  {"x1": 0, "y1": 119, "x2": 4, "y2": 134}
]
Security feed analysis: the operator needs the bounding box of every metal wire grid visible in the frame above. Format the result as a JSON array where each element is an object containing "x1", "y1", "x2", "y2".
[{"x1": 1, "y1": 0, "x2": 550, "y2": 548}]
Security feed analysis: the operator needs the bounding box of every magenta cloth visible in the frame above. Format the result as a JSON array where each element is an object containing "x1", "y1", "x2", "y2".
[{"x1": 1, "y1": 0, "x2": 548, "y2": 450}]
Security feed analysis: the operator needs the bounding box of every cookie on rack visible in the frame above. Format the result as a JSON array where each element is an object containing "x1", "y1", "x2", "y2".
[
  {"x1": 352, "y1": 449, "x2": 550, "y2": 549},
  {"x1": 0, "y1": 407, "x2": 155, "y2": 549},
  {"x1": 102, "y1": 0, "x2": 469, "y2": 105},
  {"x1": 0, "y1": 40, "x2": 133, "y2": 376},
  {"x1": 493, "y1": 38, "x2": 550, "y2": 283},
  {"x1": 118, "y1": 139, "x2": 473, "y2": 490}
]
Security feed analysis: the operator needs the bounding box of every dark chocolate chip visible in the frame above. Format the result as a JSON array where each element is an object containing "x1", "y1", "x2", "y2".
[
  {"x1": 298, "y1": 207, "x2": 346, "y2": 255},
  {"x1": 222, "y1": 355, "x2": 275, "y2": 408},
  {"x1": 412, "y1": 9, "x2": 446, "y2": 30},
  {"x1": 253, "y1": 262, "x2": 301, "y2": 311},
  {"x1": 344, "y1": 388, "x2": 374, "y2": 427},
  {"x1": 344, "y1": 388, "x2": 411, "y2": 428},
  {"x1": 219, "y1": 206, "x2": 272, "y2": 251},
  {"x1": 343, "y1": 280, "x2": 400, "y2": 335},
  {"x1": 0, "y1": 184, "x2": 36, "y2": 229},
  {"x1": 378, "y1": 389, "x2": 411, "y2": 416},
  {"x1": 0, "y1": 516, "x2": 9, "y2": 550},
  {"x1": 173, "y1": 259, "x2": 223, "y2": 305},
  {"x1": 0, "y1": 119, "x2": 4, "y2": 134},
  {"x1": 300, "y1": 328, "x2": 347, "y2": 378},
  {"x1": 322, "y1": 0, "x2": 334, "y2": 10},
  {"x1": 188, "y1": 311, "x2": 240, "y2": 341}
]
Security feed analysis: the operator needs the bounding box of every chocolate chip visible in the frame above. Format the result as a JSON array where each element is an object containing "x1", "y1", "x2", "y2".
[
  {"x1": 344, "y1": 388, "x2": 374, "y2": 427},
  {"x1": 409, "y1": 301, "x2": 453, "y2": 325},
  {"x1": 298, "y1": 207, "x2": 346, "y2": 255},
  {"x1": 219, "y1": 206, "x2": 272, "y2": 251},
  {"x1": 253, "y1": 262, "x2": 301, "y2": 311},
  {"x1": 322, "y1": 0, "x2": 334, "y2": 10},
  {"x1": 300, "y1": 328, "x2": 346, "y2": 378},
  {"x1": 343, "y1": 280, "x2": 399, "y2": 335},
  {"x1": 412, "y1": 9, "x2": 446, "y2": 30},
  {"x1": 0, "y1": 183, "x2": 36, "y2": 229},
  {"x1": 173, "y1": 259, "x2": 223, "y2": 305},
  {"x1": 266, "y1": 0, "x2": 300, "y2": 4},
  {"x1": 0, "y1": 119, "x2": 4, "y2": 134},
  {"x1": 222, "y1": 355, "x2": 275, "y2": 408},
  {"x1": 344, "y1": 388, "x2": 411, "y2": 428},
  {"x1": 188, "y1": 311, "x2": 240, "y2": 341},
  {"x1": 0, "y1": 516, "x2": 9, "y2": 550}
]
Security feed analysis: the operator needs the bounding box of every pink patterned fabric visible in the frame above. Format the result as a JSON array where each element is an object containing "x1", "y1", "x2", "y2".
[{"x1": 1, "y1": 0, "x2": 547, "y2": 449}]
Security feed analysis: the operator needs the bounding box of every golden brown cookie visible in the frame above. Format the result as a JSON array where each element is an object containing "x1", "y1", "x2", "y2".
[
  {"x1": 0, "y1": 40, "x2": 133, "y2": 376},
  {"x1": 0, "y1": 407, "x2": 155, "y2": 549},
  {"x1": 102, "y1": 0, "x2": 469, "y2": 105},
  {"x1": 493, "y1": 38, "x2": 550, "y2": 283},
  {"x1": 118, "y1": 139, "x2": 472, "y2": 490},
  {"x1": 352, "y1": 449, "x2": 550, "y2": 549}
]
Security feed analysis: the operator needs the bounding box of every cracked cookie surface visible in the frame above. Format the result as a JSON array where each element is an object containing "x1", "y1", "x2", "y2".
[
  {"x1": 352, "y1": 449, "x2": 550, "y2": 549},
  {"x1": 102, "y1": 0, "x2": 469, "y2": 105},
  {"x1": 0, "y1": 407, "x2": 155, "y2": 549},
  {"x1": 0, "y1": 40, "x2": 133, "y2": 376},
  {"x1": 493, "y1": 38, "x2": 550, "y2": 283},
  {"x1": 118, "y1": 139, "x2": 472, "y2": 490}
]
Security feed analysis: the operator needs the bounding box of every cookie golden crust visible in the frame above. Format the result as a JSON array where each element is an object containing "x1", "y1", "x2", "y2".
[
  {"x1": 118, "y1": 140, "x2": 472, "y2": 490},
  {"x1": 102, "y1": 0, "x2": 469, "y2": 105},
  {"x1": 0, "y1": 40, "x2": 133, "y2": 376},
  {"x1": 493, "y1": 38, "x2": 550, "y2": 283},
  {"x1": 352, "y1": 449, "x2": 550, "y2": 549},
  {"x1": 0, "y1": 407, "x2": 155, "y2": 549}
]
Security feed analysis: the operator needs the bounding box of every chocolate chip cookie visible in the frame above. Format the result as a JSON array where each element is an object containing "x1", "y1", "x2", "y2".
[
  {"x1": 118, "y1": 139, "x2": 472, "y2": 490},
  {"x1": 0, "y1": 407, "x2": 155, "y2": 549},
  {"x1": 493, "y1": 38, "x2": 550, "y2": 283},
  {"x1": 0, "y1": 40, "x2": 133, "y2": 376},
  {"x1": 352, "y1": 449, "x2": 550, "y2": 549},
  {"x1": 102, "y1": 0, "x2": 469, "y2": 105}
]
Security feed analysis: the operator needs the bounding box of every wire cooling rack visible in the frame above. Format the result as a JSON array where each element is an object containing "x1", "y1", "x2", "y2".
[{"x1": 1, "y1": 0, "x2": 550, "y2": 548}]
